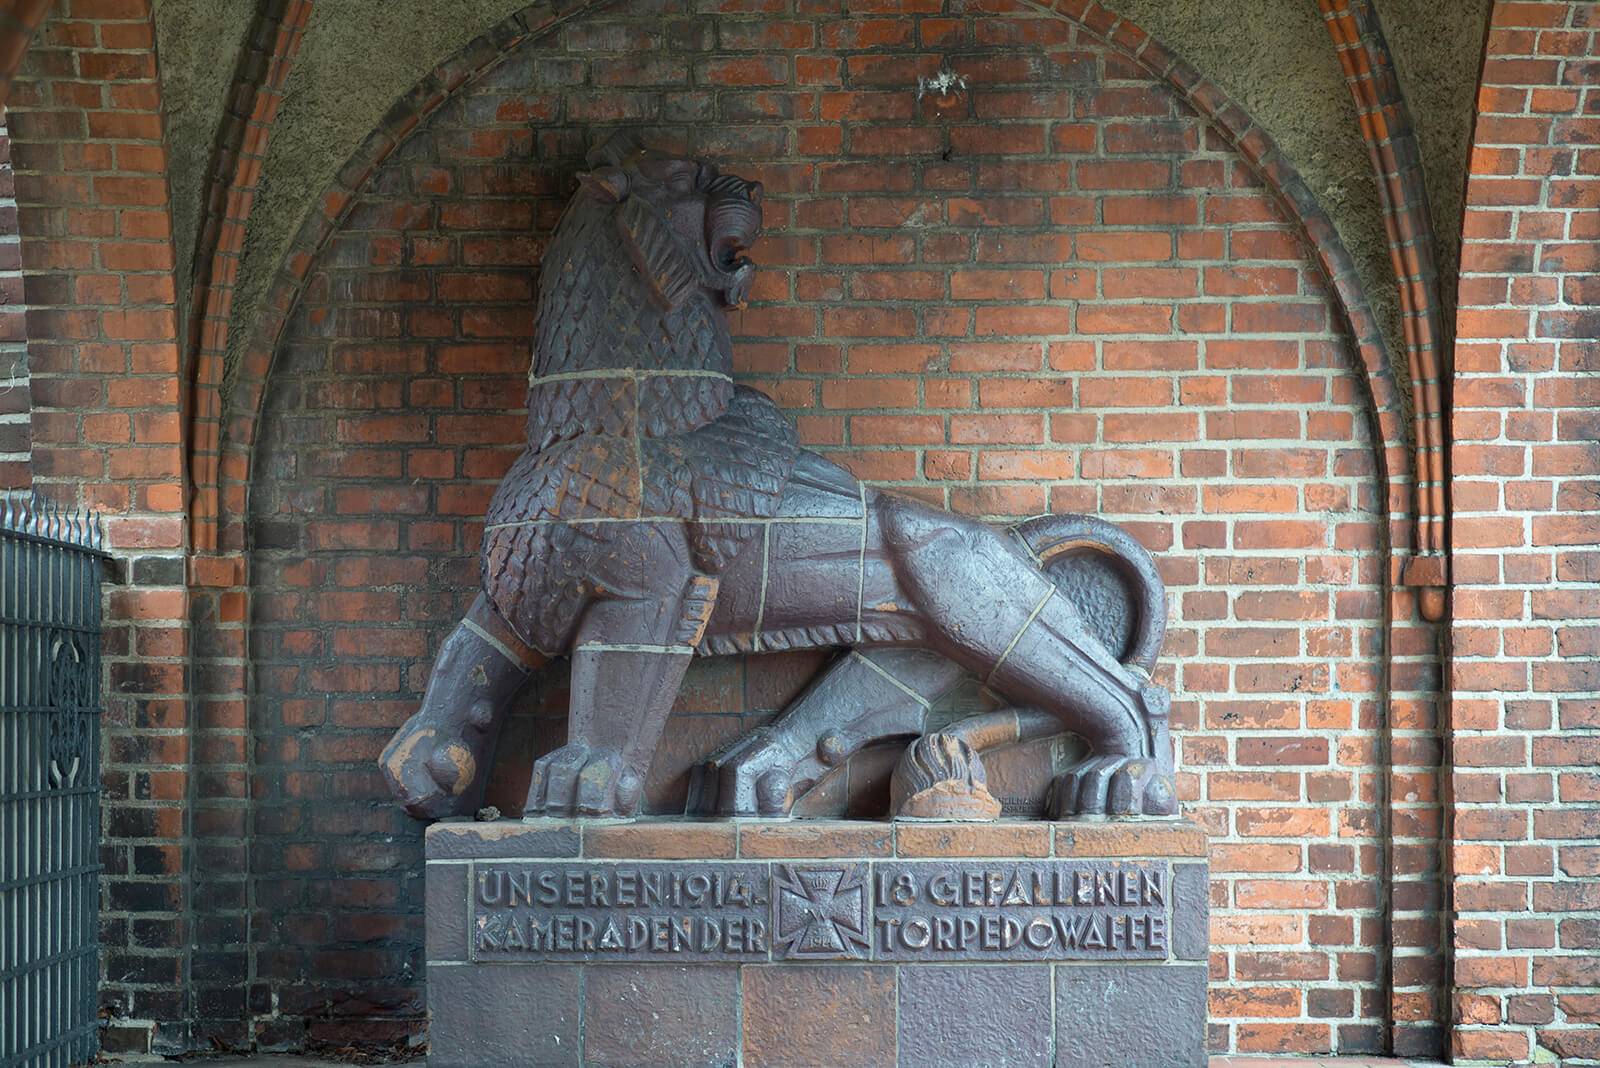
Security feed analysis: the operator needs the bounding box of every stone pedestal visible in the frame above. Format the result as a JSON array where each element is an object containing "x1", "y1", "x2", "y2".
[{"x1": 425, "y1": 819, "x2": 1209, "y2": 1068}]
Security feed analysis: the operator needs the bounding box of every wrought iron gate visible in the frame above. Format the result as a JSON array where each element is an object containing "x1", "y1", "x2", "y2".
[{"x1": 0, "y1": 496, "x2": 106, "y2": 1068}]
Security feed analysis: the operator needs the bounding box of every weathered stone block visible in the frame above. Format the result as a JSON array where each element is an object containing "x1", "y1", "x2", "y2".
[
  {"x1": 897, "y1": 963, "x2": 1053, "y2": 1067},
  {"x1": 583, "y1": 964, "x2": 739, "y2": 1067},
  {"x1": 895, "y1": 822, "x2": 1050, "y2": 858},
  {"x1": 1055, "y1": 962, "x2": 1208, "y2": 1068},
  {"x1": 1172, "y1": 861, "x2": 1210, "y2": 962},
  {"x1": 742, "y1": 965, "x2": 898, "y2": 1068},
  {"x1": 427, "y1": 962, "x2": 580, "y2": 1068},
  {"x1": 425, "y1": 861, "x2": 467, "y2": 962},
  {"x1": 737, "y1": 819, "x2": 893, "y2": 858},
  {"x1": 584, "y1": 821, "x2": 736, "y2": 859},
  {"x1": 426, "y1": 820, "x2": 581, "y2": 860}
]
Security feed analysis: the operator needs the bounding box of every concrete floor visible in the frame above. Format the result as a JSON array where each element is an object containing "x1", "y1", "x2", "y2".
[
  {"x1": 100, "y1": 1056, "x2": 421, "y2": 1066},
  {"x1": 103, "y1": 1058, "x2": 1455, "y2": 1066},
  {"x1": 1211, "y1": 1060, "x2": 1453, "y2": 1068},
  {"x1": 102, "y1": 1058, "x2": 416, "y2": 1067}
]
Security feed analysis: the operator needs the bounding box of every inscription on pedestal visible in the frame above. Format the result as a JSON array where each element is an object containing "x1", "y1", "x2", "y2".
[
  {"x1": 472, "y1": 862, "x2": 771, "y2": 962},
  {"x1": 466, "y1": 859, "x2": 1172, "y2": 963},
  {"x1": 871, "y1": 861, "x2": 1167, "y2": 961}
]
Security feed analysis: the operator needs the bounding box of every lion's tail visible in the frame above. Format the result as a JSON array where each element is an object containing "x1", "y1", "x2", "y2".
[{"x1": 1009, "y1": 513, "x2": 1168, "y2": 679}]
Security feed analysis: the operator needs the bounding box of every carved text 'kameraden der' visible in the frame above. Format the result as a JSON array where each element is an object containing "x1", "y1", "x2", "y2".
[{"x1": 472, "y1": 863, "x2": 770, "y2": 962}]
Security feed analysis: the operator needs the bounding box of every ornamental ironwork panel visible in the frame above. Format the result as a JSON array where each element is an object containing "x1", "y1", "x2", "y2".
[{"x1": 1, "y1": 496, "x2": 106, "y2": 1068}]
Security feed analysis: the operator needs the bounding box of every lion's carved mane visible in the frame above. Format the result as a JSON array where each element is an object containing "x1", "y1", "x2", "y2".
[{"x1": 480, "y1": 145, "x2": 796, "y2": 656}]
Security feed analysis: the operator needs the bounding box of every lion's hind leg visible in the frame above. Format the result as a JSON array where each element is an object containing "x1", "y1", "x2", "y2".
[
  {"x1": 1044, "y1": 685, "x2": 1175, "y2": 817},
  {"x1": 1011, "y1": 514, "x2": 1177, "y2": 817},
  {"x1": 877, "y1": 495, "x2": 1178, "y2": 817}
]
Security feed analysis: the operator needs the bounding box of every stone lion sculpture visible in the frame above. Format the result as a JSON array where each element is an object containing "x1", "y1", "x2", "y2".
[{"x1": 380, "y1": 136, "x2": 1177, "y2": 822}]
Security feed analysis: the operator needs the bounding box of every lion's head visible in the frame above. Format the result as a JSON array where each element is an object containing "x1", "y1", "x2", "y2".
[{"x1": 576, "y1": 135, "x2": 764, "y2": 312}]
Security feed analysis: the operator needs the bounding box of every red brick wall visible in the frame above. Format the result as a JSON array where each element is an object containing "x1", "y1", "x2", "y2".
[
  {"x1": 1450, "y1": 1, "x2": 1600, "y2": 1063},
  {"x1": 3, "y1": 0, "x2": 1524, "y2": 1057},
  {"x1": 239, "y1": 2, "x2": 1420, "y2": 1054},
  {"x1": 6, "y1": 0, "x2": 192, "y2": 1051},
  {"x1": 0, "y1": 118, "x2": 26, "y2": 491}
]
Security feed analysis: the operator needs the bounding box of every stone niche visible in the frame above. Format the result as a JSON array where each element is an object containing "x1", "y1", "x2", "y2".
[{"x1": 425, "y1": 819, "x2": 1208, "y2": 1067}]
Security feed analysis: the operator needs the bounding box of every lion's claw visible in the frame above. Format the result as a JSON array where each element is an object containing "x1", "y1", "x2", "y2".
[
  {"x1": 686, "y1": 728, "x2": 809, "y2": 816},
  {"x1": 527, "y1": 743, "x2": 641, "y2": 817},
  {"x1": 1047, "y1": 755, "x2": 1177, "y2": 818}
]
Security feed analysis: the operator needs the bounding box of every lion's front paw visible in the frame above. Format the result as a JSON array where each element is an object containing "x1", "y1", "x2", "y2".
[
  {"x1": 686, "y1": 728, "x2": 808, "y2": 817},
  {"x1": 380, "y1": 715, "x2": 495, "y2": 821},
  {"x1": 1046, "y1": 755, "x2": 1176, "y2": 818},
  {"x1": 527, "y1": 744, "x2": 644, "y2": 817}
]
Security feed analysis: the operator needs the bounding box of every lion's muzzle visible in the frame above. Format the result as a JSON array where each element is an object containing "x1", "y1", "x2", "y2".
[{"x1": 705, "y1": 176, "x2": 763, "y2": 306}]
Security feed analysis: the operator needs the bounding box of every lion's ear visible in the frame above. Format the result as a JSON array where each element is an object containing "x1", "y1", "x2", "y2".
[
  {"x1": 616, "y1": 197, "x2": 699, "y2": 311},
  {"x1": 578, "y1": 166, "x2": 629, "y2": 203}
]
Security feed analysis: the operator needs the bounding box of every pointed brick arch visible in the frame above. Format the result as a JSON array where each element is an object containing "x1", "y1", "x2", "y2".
[
  {"x1": 185, "y1": 0, "x2": 314, "y2": 552},
  {"x1": 215, "y1": 0, "x2": 1416, "y2": 552}
]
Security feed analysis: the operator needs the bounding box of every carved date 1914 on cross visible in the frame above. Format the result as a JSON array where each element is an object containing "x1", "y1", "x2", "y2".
[{"x1": 773, "y1": 864, "x2": 870, "y2": 960}]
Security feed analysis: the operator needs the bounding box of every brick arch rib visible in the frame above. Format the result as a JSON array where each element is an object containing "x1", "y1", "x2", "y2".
[
  {"x1": 1317, "y1": 0, "x2": 1449, "y2": 613},
  {"x1": 185, "y1": 0, "x2": 313, "y2": 553},
  {"x1": 216, "y1": 0, "x2": 1417, "y2": 562},
  {"x1": 211, "y1": 0, "x2": 606, "y2": 551}
]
